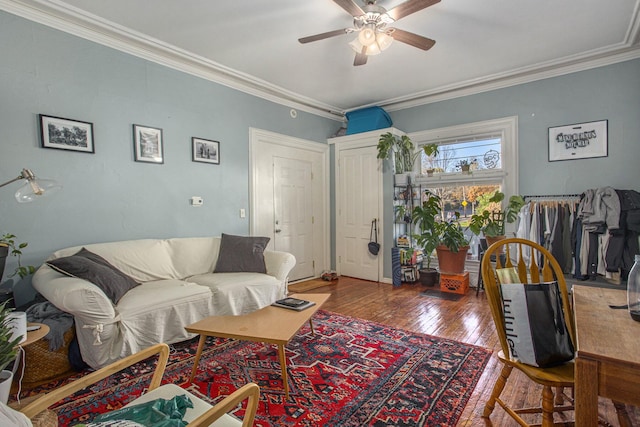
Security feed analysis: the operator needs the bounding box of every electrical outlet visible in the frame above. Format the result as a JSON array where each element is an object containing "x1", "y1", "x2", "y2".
[{"x1": 191, "y1": 196, "x2": 203, "y2": 207}]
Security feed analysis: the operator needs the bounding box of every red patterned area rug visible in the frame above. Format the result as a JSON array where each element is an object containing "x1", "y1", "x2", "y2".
[{"x1": 26, "y1": 310, "x2": 491, "y2": 426}]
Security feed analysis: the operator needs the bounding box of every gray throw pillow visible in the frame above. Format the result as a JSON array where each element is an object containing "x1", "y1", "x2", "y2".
[
  {"x1": 46, "y1": 248, "x2": 139, "y2": 304},
  {"x1": 214, "y1": 234, "x2": 270, "y2": 273}
]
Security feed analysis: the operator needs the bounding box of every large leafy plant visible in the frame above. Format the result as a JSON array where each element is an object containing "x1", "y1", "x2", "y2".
[
  {"x1": 412, "y1": 191, "x2": 441, "y2": 268},
  {"x1": 435, "y1": 212, "x2": 469, "y2": 253},
  {"x1": 468, "y1": 191, "x2": 525, "y2": 237}
]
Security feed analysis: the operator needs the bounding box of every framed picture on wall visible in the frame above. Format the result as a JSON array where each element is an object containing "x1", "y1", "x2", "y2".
[
  {"x1": 40, "y1": 114, "x2": 95, "y2": 153},
  {"x1": 192, "y1": 137, "x2": 220, "y2": 164},
  {"x1": 133, "y1": 124, "x2": 164, "y2": 164},
  {"x1": 548, "y1": 120, "x2": 608, "y2": 162}
]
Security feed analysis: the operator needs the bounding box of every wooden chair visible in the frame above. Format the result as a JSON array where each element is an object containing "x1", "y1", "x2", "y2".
[
  {"x1": 19, "y1": 343, "x2": 260, "y2": 427},
  {"x1": 480, "y1": 237, "x2": 630, "y2": 427}
]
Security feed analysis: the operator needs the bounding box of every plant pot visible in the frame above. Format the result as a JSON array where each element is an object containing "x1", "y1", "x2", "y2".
[
  {"x1": 426, "y1": 169, "x2": 434, "y2": 177},
  {"x1": 436, "y1": 245, "x2": 470, "y2": 274},
  {"x1": 394, "y1": 172, "x2": 415, "y2": 186},
  {"x1": 485, "y1": 235, "x2": 506, "y2": 253},
  {"x1": 419, "y1": 268, "x2": 439, "y2": 286},
  {"x1": 461, "y1": 165, "x2": 471, "y2": 174},
  {"x1": 0, "y1": 370, "x2": 12, "y2": 404}
]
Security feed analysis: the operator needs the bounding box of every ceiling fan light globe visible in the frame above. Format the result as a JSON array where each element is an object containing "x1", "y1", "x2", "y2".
[
  {"x1": 349, "y1": 38, "x2": 365, "y2": 53},
  {"x1": 366, "y1": 43, "x2": 382, "y2": 56},
  {"x1": 358, "y1": 26, "x2": 377, "y2": 46},
  {"x1": 376, "y1": 32, "x2": 393, "y2": 51}
]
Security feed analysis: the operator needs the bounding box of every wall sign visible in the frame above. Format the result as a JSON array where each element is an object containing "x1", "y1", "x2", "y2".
[{"x1": 548, "y1": 120, "x2": 608, "y2": 162}]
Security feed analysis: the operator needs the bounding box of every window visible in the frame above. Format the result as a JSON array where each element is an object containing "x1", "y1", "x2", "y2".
[{"x1": 410, "y1": 117, "x2": 519, "y2": 259}]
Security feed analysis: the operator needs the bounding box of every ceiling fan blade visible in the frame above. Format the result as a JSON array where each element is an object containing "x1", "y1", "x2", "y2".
[
  {"x1": 386, "y1": 0, "x2": 441, "y2": 21},
  {"x1": 298, "y1": 29, "x2": 350, "y2": 44},
  {"x1": 333, "y1": 0, "x2": 365, "y2": 17},
  {"x1": 390, "y1": 28, "x2": 436, "y2": 50},
  {"x1": 354, "y1": 47, "x2": 368, "y2": 66}
]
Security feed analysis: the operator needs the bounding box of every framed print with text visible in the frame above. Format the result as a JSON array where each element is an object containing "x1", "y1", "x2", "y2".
[{"x1": 548, "y1": 120, "x2": 608, "y2": 162}]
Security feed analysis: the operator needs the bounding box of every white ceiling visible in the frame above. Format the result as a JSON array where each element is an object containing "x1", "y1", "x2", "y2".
[{"x1": 3, "y1": 0, "x2": 640, "y2": 119}]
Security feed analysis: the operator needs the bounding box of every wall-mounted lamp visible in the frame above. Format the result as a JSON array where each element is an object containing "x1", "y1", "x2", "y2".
[{"x1": 0, "y1": 168, "x2": 61, "y2": 203}]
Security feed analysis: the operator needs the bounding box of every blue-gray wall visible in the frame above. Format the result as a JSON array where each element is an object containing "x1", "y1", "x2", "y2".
[
  {"x1": 0, "y1": 11, "x2": 337, "y2": 304},
  {"x1": 2, "y1": 9, "x2": 639, "y2": 298},
  {"x1": 382, "y1": 58, "x2": 640, "y2": 279}
]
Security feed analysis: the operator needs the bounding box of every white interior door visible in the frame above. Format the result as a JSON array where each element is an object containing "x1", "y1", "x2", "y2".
[
  {"x1": 273, "y1": 157, "x2": 314, "y2": 281},
  {"x1": 249, "y1": 128, "x2": 329, "y2": 284},
  {"x1": 337, "y1": 145, "x2": 381, "y2": 281}
]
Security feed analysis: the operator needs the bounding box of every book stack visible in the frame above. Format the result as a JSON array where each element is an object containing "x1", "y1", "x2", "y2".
[{"x1": 272, "y1": 297, "x2": 315, "y2": 311}]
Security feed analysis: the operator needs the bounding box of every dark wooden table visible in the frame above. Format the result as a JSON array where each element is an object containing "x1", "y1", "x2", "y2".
[{"x1": 573, "y1": 285, "x2": 640, "y2": 426}]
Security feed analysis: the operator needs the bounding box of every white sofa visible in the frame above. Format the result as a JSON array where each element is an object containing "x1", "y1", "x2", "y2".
[{"x1": 32, "y1": 236, "x2": 296, "y2": 369}]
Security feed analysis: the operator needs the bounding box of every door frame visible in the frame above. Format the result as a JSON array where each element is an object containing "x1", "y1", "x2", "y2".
[
  {"x1": 329, "y1": 128, "x2": 389, "y2": 283},
  {"x1": 249, "y1": 128, "x2": 330, "y2": 280}
]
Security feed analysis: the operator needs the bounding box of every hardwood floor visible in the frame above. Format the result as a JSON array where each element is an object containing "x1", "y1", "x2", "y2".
[{"x1": 292, "y1": 276, "x2": 638, "y2": 427}]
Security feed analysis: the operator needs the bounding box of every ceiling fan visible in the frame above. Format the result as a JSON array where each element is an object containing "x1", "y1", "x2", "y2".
[{"x1": 298, "y1": 0, "x2": 440, "y2": 66}]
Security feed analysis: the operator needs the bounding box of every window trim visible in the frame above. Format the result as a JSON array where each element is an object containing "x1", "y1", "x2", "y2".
[{"x1": 408, "y1": 116, "x2": 519, "y2": 201}]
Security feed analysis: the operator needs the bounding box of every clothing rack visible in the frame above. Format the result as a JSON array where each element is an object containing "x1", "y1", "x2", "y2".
[{"x1": 523, "y1": 193, "x2": 581, "y2": 200}]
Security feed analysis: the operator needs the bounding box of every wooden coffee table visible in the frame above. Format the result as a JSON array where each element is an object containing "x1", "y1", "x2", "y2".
[{"x1": 185, "y1": 293, "x2": 330, "y2": 399}]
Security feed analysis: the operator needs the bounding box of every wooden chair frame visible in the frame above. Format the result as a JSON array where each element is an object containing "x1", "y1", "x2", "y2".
[
  {"x1": 19, "y1": 343, "x2": 259, "y2": 427},
  {"x1": 481, "y1": 237, "x2": 629, "y2": 427}
]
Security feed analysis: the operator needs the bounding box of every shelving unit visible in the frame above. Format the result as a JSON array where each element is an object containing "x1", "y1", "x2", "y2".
[{"x1": 392, "y1": 176, "x2": 423, "y2": 284}]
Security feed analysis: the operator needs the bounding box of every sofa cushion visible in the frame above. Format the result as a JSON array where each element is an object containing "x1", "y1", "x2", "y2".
[
  {"x1": 46, "y1": 248, "x2": 139, "y2": 304},
  {"x1": 189, "y1": 272, "x2": 281, "y2": 315},
  {"x1": 213, "y1": 234, "x2": 270, "y2": 274}
]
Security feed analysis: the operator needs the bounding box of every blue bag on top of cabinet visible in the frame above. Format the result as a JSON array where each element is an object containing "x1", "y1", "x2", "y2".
[{"x1": 345, "y1": 106, "x2": 392, "y2": 135}]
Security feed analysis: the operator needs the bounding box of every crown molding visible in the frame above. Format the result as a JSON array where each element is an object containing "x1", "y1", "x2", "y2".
[
  {"x1": 370, "y1": 44, "x2": 640, "y2": 112},
  {"x1": 0, "y1": 0, "x2": 345, "y2": 120},
  {"x1": 2, "y1": 0, "x2": 639, "y2": 118}
]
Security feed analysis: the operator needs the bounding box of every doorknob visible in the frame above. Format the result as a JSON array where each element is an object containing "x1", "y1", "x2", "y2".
[{"x1": 275, "y1": 229, "x2": 282, "y2": 233}]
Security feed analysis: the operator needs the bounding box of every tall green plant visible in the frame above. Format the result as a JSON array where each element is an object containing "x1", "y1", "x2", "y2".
[
  {"x1": 0, "y1": 301, "x2": 21, "y2": 372},
  {"x1": 412, "y1": 191, "x2": 441, "y2": 269},
  {"x1": 435, "y1": 212, "x2": 469, "y2": 253}
]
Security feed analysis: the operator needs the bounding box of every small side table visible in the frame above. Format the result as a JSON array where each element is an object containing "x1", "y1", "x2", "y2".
[
  {"x1": 10, "y1": 323, "x2": 50, "y2": 397},
  {"x1": 21, "y1": 323, "x2": 49, "y2": 347}
]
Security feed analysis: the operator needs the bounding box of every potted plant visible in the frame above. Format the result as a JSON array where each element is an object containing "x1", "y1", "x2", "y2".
[
  {"x1": 412, "y1": 191, "x2": 442, "y2": 286},
  {"x1": 468, "y1": 191, "x2": 525, "y2": 247},
  {"x1": 434, "y1": 212, "x2": 470, "y2": 274},
  {"x1": 0, "y1": 300, "x2": 21, "y2": 404},
  {"x1": 457, "y1": 159, "x2": 471, "y2": 174},
  {"x1": 0, "y1": 233, "x2": 35, "y2": 281},
  {"x1": 422, "y1": 143, "x2": 439, "y2": 177},
  {"x1": 377, "y1": 132, "x2": 420, "y2": 185}
]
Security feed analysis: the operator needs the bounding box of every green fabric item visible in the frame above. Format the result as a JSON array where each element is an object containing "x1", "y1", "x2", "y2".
[{"x1": 89, "y1": 394, "x2": 193, "y2": 427}]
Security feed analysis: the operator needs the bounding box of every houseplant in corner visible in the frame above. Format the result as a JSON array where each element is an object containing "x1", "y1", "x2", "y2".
[
  {"x1": 468, "y1": 191, "x2": 525, "y2": 248},
  {"x1": 412, "y1": 191, "x2": 442, "y2": 286},
  {"x1": 0, "y1": 300, "x2": 21, "y2": 404},
  {"x1": 0, "y1": 233, "x2": 35, "y2": 281},
  {"x1": 377, "y1": 132, "x2": 420, "y2": 186}
]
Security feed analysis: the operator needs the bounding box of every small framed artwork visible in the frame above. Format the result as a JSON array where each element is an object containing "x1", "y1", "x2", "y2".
[
  {"x1": 548, "y1": 120, "x2": 608, "y2": 162},
  {"x1": 40, "y1": 114, "x2": 95, "y2": 153},
  {"x1": 133, "y1": 124, "x2": 164, "y2": 164},
  {"x1": 192, "y1": 137, "x2": 220, "y2": 164}
]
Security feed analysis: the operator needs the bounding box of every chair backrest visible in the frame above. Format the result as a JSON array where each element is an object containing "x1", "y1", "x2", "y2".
[
  {"x1": 20, "y1": 343, "x2": 260, "y2": 427},
  {"x1": 480, "y1": 237, "x2": 575, "y2": 360}
]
